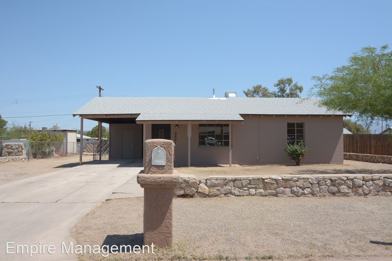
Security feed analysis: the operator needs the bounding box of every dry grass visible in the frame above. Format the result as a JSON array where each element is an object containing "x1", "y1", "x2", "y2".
[
  {"x1": 72, "y1": 196, "x2": 392, "y2": 260},
  {"x1": 176, "y1": 160, "x2": 392, "y2": 177}
]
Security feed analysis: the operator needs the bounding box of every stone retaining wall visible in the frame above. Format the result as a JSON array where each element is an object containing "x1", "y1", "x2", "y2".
[
  {"x1": 344, "y1": 153, "x2": 392, "y2": 164},
  {"x1": 1, "y1": 143, "x2": 24, "y2": 157},
  {"x1": 175, "y1": 174, "x2": 392, "y2": 198}
]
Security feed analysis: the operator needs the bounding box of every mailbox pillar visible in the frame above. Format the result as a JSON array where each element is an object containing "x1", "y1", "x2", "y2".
[{"x1": 138, "y1": 139, "x2": 177, "y2": 248}]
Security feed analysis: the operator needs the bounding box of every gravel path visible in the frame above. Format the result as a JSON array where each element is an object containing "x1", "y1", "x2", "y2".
[{"x1": 72, "y1": 196, "x2": 392, "y2": 260}]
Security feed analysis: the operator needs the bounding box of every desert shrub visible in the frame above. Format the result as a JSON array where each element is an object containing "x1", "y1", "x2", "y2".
[
  {"x1": 29, "y1": 132, "x2": 63, "y2": 158},
  {"x1": 285, "y1": 142, "x2": 306, "y2": 166}
]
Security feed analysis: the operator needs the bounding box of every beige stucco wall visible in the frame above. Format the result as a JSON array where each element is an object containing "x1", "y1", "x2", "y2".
[
  {"x1": 232, "y1": 115, "x2": 343, "y2": 165},
  {"x1": 109, "y1": 124, "x2": 143, "y2": 160},
  {"x1": 171, "y1": 115, "x2": 343, "y2": 166}
]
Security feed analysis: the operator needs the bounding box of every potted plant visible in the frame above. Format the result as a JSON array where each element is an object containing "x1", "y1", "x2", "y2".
[{"x1": 286, "y1": 142, "x2": 306, "y2": 166}]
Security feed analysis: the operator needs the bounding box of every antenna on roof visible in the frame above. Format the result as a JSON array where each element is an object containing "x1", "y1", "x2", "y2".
[
  {"x1": 96, "y1": 85, "x2": 104, "y2": 97},
  {"x1": 212, "y1": 88, "x2": 216, "y2": 98}
]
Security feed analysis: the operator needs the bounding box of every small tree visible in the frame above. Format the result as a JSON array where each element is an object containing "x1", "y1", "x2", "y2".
[{"x1": 286, "y1": 142, "x2": 306, "y2": 166}]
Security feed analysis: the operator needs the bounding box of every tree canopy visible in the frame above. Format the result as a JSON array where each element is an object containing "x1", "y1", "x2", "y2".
[
  {"x1": 0, "y1": 116, "x2": 7, "y2": 137},
  {"x1": 314, "y1": 45, "x2": 392, "y2": 121},
  {"x1": 343, "y1": 119, "x2": 368, "y2": 134},
  {"x1": 243, "y1": 84, "x2": 274, "y2": 97},
  {"x1": 243, "y1": 78, "x2": 303, "y2": 98},
  {"x1": 87, "y1": 125, "x2": 109, "y2": 138},
  {"x1": 273, "y1": 78, "x2": 303, "y2": 98}
]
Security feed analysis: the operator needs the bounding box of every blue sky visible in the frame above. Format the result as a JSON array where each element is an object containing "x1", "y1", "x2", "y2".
[{"x1": 0, "y1": 0, "x2": 391, "y2": 130}]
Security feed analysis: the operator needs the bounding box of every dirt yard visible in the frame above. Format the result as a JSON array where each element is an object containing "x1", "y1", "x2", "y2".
[
  {"x1": 0, "y1": 155, "x2": 93, "y2": 185},
  {"x1": 176, "y1": 160, "x2": 392, "y2": 177},
  {"x1": 72, "y1": 196, "x2": 392, "y2": 261}
]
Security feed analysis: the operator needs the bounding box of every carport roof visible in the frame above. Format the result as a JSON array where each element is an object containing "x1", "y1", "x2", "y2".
[{"x1": 73, "y1": 97, "x2": 347, "y2": 122}]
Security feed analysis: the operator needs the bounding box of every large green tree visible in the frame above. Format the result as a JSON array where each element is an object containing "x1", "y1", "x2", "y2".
[
  {"x1": 273, "y1": 78, "x2": 303, "y2": 98},
  {"x1": 314, "y1": 45, "x2": 392, "y2": 122},
  {"x1": 244, "y1": 78, "x2": 303, "y2": 98}
]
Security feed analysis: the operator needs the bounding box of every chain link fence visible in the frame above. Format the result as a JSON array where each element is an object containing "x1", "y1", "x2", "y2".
[{"x1": 1, "y1": 139, "x2": 109, "y2": 160}]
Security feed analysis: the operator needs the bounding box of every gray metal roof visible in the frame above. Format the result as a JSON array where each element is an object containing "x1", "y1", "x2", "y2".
[{"x1": 74, "y1": 97, "x2": 346, "y2": 121}]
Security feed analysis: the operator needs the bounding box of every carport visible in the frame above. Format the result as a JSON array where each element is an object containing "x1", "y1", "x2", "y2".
[{"x1": 75, "y1": 114, "x2": 143, "y2": 164}]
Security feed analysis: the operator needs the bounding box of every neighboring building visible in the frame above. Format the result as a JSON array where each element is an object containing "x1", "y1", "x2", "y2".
[
  {"x1": 74, "y1": 97, "x2": 347, "y2": 166},
  {"x1": 76, "y1": 133, "x2": 97, "y2": 142},
  {"x1": 48, "y1": 129, "x2": 77, "y2": 155},
  {"x1": 343, "y1": 128, "x2": 352, "y2": 134}
]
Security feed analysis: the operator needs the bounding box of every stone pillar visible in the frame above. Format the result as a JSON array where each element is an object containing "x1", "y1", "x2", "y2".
[{"x1": 138, "y1": 139, "x2": 178, "y2": 248}]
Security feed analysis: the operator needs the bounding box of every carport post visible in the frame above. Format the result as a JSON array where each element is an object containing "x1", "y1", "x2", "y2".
[
  {"x1": 229, "y1": 123, "x2": 232, "y2": 166},
  {"x1": 187, "y1": 123, "x2": 191, "y2": 167},
  {"x1": 98, "y1": 121, "x2": 102, "y2": 161},
  {"x1": 79, "y1": 117, "x2": 84, "y2": 165}
]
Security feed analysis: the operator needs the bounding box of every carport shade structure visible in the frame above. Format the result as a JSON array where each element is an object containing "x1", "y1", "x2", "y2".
[{"x1": 73, "y1": 97, "x2": 348, "y2": 166}]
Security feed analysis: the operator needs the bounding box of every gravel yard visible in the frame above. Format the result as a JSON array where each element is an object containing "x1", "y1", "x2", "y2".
[
  {"x1": 72, "y1": 196, "x2": 392, "y2": 260},
  {"x1": 176, "y1": 160, "x2": 392, "y2": 177}
]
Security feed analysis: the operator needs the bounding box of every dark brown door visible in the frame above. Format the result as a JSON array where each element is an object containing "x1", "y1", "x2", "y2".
[{"x1": 152, "y1": 124, "x2": 171, "y2": 139}]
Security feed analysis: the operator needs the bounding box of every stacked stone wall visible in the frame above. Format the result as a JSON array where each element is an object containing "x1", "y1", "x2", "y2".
[{"x1": 176, "y1": 174, "x2": 392, "y2": 198}]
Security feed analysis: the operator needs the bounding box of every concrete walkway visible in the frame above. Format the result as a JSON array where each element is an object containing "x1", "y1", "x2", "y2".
[{"x1": 0, "y1": 162, "x2": 143, "y2": 261}]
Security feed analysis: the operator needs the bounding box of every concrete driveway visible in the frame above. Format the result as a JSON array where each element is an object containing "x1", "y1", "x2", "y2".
[{"x1": 0, "y1": 162, "x2": 143, "y2": 261}]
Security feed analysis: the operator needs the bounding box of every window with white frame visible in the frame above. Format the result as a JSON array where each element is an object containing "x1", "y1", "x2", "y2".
[
  {"x1": 199, "y1": 124, "x2": 229, "y2": 146},
  {"x1": 287, "y1": 122, "x2": 304, "y2": 144}
]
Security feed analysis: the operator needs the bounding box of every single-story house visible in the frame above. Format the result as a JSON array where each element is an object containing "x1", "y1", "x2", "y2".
[{"x1": 74, "y1": 96, "x2": 347, "y2": 166}]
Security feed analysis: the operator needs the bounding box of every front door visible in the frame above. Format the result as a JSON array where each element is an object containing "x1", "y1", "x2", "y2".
[{"x1": 152, "y1": 124, "x2": 171, "y2": 139}]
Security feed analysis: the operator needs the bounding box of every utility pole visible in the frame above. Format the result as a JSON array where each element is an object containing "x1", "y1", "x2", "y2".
[
  {"x1": 96, "y1": 85, "x2": 104, "y2": 97},
  {"x1": 96, "y1": 85, "x2": 104, "y2": 161}
]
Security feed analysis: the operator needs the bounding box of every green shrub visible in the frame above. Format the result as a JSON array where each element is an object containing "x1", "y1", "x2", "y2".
[
  {"x1": 29, "y1": 131, "x2": 63, "y2": 158},
  {"x1": 285, "y1": 142, "x2": 306, "y2": 166}
]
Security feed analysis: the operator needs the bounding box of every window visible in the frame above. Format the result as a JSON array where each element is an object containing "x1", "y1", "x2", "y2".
[
  {"x1": 287, "y1": 122, "x2": 304, "y2": 144},
  {"x1": 199, "y1": 124, "x2": 229, "y2": 146}
]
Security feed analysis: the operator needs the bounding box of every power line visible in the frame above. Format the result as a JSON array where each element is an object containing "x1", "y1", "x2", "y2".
[{"x1": 2, "y1": 114, "x2": 72, "y2": 119}]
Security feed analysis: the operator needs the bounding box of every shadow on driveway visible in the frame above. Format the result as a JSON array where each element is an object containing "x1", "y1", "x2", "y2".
[{"x1": 55, "y1": 160, "x2": 142, "y2": 168}]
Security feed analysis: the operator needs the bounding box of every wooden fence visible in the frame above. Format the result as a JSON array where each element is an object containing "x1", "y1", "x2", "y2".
[{"x1": 344, "y1": 134, "x2": 392, "y2": 156}]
